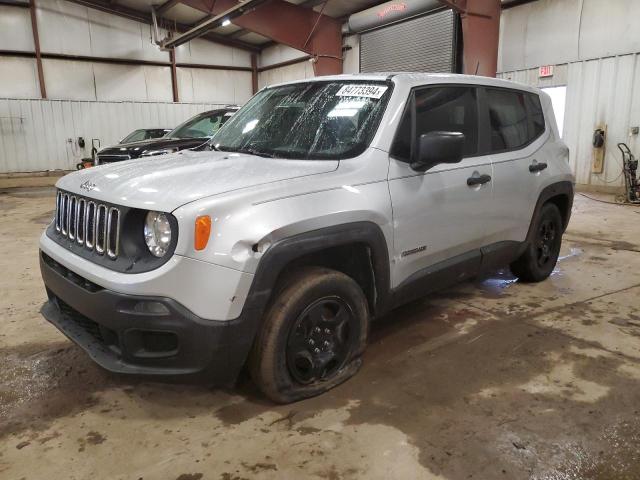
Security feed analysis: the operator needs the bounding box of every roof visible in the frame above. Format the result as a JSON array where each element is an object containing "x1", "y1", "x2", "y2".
[{"x1": 262, "y1": 72, "x2": 541, "y2": 93}]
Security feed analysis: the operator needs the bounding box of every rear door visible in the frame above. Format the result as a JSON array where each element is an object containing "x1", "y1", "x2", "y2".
[
  {"x1": 480, "y1": 87, "x2": 550, "y2": 246},
  {"x1": 388, "y1": 85, "x2": 494, "y2": 289}
]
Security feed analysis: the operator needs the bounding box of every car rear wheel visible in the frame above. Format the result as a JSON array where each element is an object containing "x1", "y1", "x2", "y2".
[
  {"x1": 510, "y1": 203, "x2": 563, "y2": 282},
  {"x1": 249, "y1": 267, "x2": 369, "y2": 403}
]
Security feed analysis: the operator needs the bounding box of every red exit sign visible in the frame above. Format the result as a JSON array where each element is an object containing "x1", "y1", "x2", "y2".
[{"x1": 539, "y1": 65, "x2": 554, "y2": 78}]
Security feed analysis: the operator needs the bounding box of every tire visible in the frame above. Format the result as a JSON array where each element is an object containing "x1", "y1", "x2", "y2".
[
  {"x1": 510, "y1": 203, "x2": 563, "y2": 282},
  {"x1": 248, "y1": 267, "x2": 369, "y2": 403}
]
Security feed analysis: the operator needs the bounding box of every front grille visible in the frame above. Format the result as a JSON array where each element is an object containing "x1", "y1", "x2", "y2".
[
  {"x1": 55, "y1": 191, "x2": 121, "y2": 260},
  {"x1": 97, "y1": 154, "x2": 130, "y2": 165}
]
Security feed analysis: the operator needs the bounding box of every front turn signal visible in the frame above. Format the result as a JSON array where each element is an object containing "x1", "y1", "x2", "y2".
[{"x1": 194, "y1": 215, "x2": 211, "y2": 251}]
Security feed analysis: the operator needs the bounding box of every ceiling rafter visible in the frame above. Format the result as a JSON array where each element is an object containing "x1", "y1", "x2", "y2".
[
  {"x1": 62, "y1": 0, "x2": 261, "y2": 51},
  {"x1": 161, "y1": 0, "x2": 269, "y2": 48}
]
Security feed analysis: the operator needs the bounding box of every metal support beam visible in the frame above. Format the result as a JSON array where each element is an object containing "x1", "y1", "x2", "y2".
[
  {"x1": 162, "y1": 0, "x2": 269, "y2": 49},
  {"x1": 181, "y1": 0, "x2": 343, "y2": 75},
  {"x1": 501, "y1": 0, "x2": 538, "y2": 9},
  {"x1": 0, "y1": 49, "x2": 251, "y2": 72},
  {"x1": 0, "y1": 0, "x2": 29, "y2": 7},
  {"x1": 169, "y1": 48, "x2": 179, "y2": 102},
  {"x1": 439, "y1": 0, "x2": 500, "y2": 77},
  {"x1": 62, "y1": 0, "x2": 261, "y2": 52},
  {"x1": 28, "y1": 0, "x2": 46, "y2": 99},
  {"x1": 251, "y1": 53, "x2": 258, "y2": 94}
]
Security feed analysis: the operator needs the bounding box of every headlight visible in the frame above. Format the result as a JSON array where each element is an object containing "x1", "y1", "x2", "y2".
[
  {"x1": 144, "y1": 211, "x2": 172, "y2": 257},
  {"x1": 140, "y1": 148, "x2": 177, "y2": 157}
]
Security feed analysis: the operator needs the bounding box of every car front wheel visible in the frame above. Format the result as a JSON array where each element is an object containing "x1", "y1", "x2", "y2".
[{"x1": 249, "y1": 267, "x2": 369, "y2": 403}]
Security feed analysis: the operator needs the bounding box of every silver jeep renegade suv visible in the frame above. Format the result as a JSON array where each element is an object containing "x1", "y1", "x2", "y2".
[{"x1": 39, "y1": 73, "x2": 574, "y2": 403}]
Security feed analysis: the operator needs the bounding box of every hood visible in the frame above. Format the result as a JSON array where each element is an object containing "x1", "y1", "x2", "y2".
[
  {"x1": 57, "y1": 150, "x2": 339, "y2": 212},
  {"x1": 99, "y1": 137, "x2": 208, "y2": 159}
]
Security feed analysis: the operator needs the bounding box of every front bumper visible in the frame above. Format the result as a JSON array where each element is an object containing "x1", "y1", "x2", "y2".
[{"x1": 40, "y1": 251, "x2": 256, "y2": 382}]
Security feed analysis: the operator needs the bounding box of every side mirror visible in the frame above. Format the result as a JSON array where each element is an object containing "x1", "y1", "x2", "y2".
[{"x1": 410, "y1": 131, "x2": 465, "y2": 172}]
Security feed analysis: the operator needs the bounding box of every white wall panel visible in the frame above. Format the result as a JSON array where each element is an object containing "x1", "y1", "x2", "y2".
[
  {"x1": 178, "y1": 68, "x2": 252, "y2": 104},
  {"x1": 579, "y1": 0, "x2": 640, "y2": 60},
  {"x1": 0, "y1": 99, "x2": 228, "y2": 173},
  {"x1": 93, "y1": 63, "x2": 148, "y2": 101},
  {"x1": 142, "y1": 66, "x2": 173, "y2": 102},
  {"x1": 88, "y1": 10, "x2": 166, "y2": 62},
  {"x1": 0, "y1": 5, "x2": 34, "y2": 52},
  {"x1": 499, "y1": 54, "x2": 640, "y2": 190},
  {"x1": 175, "y1": 38, "x2": 251, "y2": 68},
  {"x1": 37, "y1": 0, "x2": 92, "y2": 56},
  {"x1": 259, "y1": 44, "x2": 307, "y2": 68},
  {"x1": 176, "y1": 68, "x2": 195, "y2": 103},
  {"x1": 499, "y1": 0, "x2": 640, "y2": 73},
  {"x1": 343, "y1": 35, "x2": 360, "y2": 74},
  {"x1": 258, "y1": 61, "x2": 314, "y2": 89},
  {"x1": 0, "y1": 57, "x2": 40, "y2": 98},
  {"x1": 42, "y1": 59, "x2": 96, "y2": 101}
]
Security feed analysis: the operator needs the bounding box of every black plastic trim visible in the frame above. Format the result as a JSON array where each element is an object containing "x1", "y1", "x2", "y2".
[
  {"x1": 391, "y1": 249, "x2": 481, "y2": 308},
  {"x1": 40, "y1": 251, "x2": 251, "y2": 383},
  {"x1": 47, "y1": 189, "x2": 179, "y2": 274},
  {"x1": 526, "y1": 181, "x2": 574, "y2": 236},
  {"x1": 239, "y1": 222, "x2": 392, "y2": 322}
]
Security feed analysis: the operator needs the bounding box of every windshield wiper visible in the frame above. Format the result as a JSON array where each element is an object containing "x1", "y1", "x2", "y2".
[{"x1": 240, "y1": 148, "x2": 276, "y2": 158}]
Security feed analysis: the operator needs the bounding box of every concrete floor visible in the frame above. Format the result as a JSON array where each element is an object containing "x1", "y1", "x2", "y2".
[{"x1": 1, "y1": 187, "x2": 640, "y2": 480}]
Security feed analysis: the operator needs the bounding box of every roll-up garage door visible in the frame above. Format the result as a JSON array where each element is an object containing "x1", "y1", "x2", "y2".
[{"x1": 360, "y1": 9, "x2": 457, "y2": 73}]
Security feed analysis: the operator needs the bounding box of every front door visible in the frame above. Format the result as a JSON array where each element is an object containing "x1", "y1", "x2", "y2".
[{"x1": 388, "y1": 85, "x2": 494, "y2": 290}]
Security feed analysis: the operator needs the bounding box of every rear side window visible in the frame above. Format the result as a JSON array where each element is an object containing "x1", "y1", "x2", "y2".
[
  {"x1": 391, "y1": 86, "x2": 480, "y2": 161},
  {"x1": 525, "y1": 93, "x2": 545, "y2": 139},
  {"x1": 486, "y1": 88, "x2": 545, "y2": 152}
]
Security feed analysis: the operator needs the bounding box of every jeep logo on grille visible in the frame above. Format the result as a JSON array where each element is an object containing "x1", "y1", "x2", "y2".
[{"x1": 80, "y1": 181, "x2": 97, "y2": 192}]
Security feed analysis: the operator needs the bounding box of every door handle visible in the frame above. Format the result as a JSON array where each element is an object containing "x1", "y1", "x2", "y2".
[
  {"x1": 529, "y1": 162, "x2": 548, "y2": 172},
  {"x1": 467, "y1": 174, "x2": 492, "y2": 186}
]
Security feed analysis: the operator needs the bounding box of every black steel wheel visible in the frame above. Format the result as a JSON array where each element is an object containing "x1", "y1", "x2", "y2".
[
  {"x1": 536, "y1": 217, "x2": 557, "y2": 268},
  {"x1": 249, "y1": 267, "x2": 369, "y2": 403},
  {"x1": 286, "y1": 297, "x2": 356, "y2": 385}
]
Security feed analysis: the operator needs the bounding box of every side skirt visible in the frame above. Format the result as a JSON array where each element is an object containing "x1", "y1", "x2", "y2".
[{"x1": 388, "y1": 240, "x2": 524, "y2": 311}]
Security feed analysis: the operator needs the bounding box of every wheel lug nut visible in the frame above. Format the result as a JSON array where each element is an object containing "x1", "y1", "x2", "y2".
[
  {"x1": 324, "y1": 328, "x2": 330, "y2": 334},
  {"x1": 308, "y1": 339, "x2": 315, "y2": 346},
  {"x1": 314, "y1": 327, "x2": 321, "y2": 333},
  {"x1": 324, "y1": 341, "x2": 330, "y2": 347},
  {"x1": 314, "y1": 348, "x2": 320, "y2": 353}
]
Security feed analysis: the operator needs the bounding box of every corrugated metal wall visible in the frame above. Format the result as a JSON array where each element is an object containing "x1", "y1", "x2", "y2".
[
  {"x1": 0, "y1": 99, "x2": 224, "y2": 173},
  {"x1": 497, "y1": 0, "x2": 640, "y2": 191},
  {"x1": 0, "y1": 0, "x2": 253, "y2": 173},
  {"x1": 499, "y1": 54, "x2": 640, "y2": 190}
]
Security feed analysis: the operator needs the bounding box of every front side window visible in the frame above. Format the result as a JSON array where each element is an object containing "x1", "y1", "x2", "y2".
[
  {"x1": 486, "y1": 89, "x2": 535, "y2": 152},
  {"x1": 212, "y1": 81, "x2": 392, "y2": 160},
  {"x1": 167, "y1": 112, "x2": 226, "y2": 139},
  {"x1": 391, "y1": 86, "x2": 480, "y2": 161}
]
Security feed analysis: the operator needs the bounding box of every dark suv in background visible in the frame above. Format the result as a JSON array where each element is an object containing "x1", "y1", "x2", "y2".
[{"x1": 95, "y1": 106, "x2": 238, "y2": 165}]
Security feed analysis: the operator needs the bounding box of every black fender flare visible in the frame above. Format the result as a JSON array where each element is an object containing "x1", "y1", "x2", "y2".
[
  {"x1": 245, "y1": 221, "x2": 391, "y2": 317},
  {"x1": 232, "y1": 221, "x2": 392, "y2": 348},
  {"x1": 525, "y1": 181, "x2": 574, "y2": 243}
]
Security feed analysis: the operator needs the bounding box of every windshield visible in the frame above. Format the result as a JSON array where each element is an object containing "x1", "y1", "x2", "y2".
[
  {"x1": 212, "y1": 81, "x2": 392, "y2": 160},
  {"x1": 121, "y1": 129, "x2": 146, "y2": 143},
  {"x1": 121, "y1": 129, "x2": 169, "y2": 143},
  {"x1": 167, "y1": 111, "x2": 231, "y2": 139}
]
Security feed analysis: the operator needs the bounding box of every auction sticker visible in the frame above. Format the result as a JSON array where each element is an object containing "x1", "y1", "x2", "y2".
[{"x1": 336, "y1": 84, "x2": 388, "y2": 99}]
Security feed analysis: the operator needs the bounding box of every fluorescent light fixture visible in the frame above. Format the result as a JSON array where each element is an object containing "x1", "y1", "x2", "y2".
[{"x1": 222, "y1": 19, "x2": 231, "y2": 26}]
